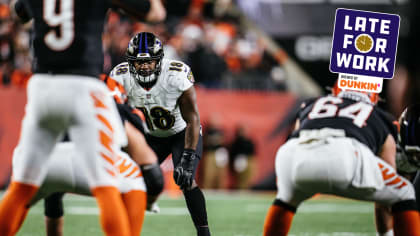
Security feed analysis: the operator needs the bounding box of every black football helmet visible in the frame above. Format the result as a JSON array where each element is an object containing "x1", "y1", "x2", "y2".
[
  {"x1": 126, "y1": 32, "x2": 164, "y2": 88},
  {"x1": 399, "y1": 104, "x2": 420, "y2": 168}
]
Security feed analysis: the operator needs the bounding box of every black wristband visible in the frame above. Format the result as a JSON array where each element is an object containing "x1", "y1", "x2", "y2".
[{"x1": 392, "y1": 200, "x2": 418, "y2": 213}]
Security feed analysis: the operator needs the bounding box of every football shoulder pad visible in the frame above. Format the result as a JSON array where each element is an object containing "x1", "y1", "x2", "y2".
[{"x1": 162, "y1": 59, "x2": 194, "y2": 91}]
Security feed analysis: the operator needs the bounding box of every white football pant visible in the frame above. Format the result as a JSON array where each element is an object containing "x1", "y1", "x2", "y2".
[
  {"x1": 275, "y1": 131, "x2": 415, "y2": 207},
  {"x1": 12, "y1": 74, "x2": 127, "y2": 189},
  {"x1": 21, "y1": 142, "x2": 146, "y2": 205}
]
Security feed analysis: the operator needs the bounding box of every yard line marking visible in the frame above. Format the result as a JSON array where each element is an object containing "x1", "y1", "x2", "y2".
[
  {"x1": 298, "y1": 203, "x2": 372, "y2": 213},
  {"x1": 289, "y1": 233, "x2": 370, "y2": 236},
  {"x1": 245, "y1": 203, "x2": 372, "y2": 213},
  {"x1": 66, "y1": 207, "x2": 98, "y2": 215},
  {"x1": 28, "y1": 206, "x2": 188, "y2": 216}
]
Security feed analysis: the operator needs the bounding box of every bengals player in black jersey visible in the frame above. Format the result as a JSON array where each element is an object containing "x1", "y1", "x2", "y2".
[
  {"x1": 263, "y1": 83, "x2": 420, "y2": 236},
  {"x1": 0, "y1": 1, "x2": 165, "y2": 236}
]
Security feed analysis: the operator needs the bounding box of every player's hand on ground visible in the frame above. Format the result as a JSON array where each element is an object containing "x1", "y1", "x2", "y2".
[{"x1": 174, "y1": 149, "x2": 197, "y2": 190}]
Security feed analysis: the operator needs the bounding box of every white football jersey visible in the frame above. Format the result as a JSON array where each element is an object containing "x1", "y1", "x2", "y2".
[{"x1": 110, "y1": 58, "x2": 194, "y2": 137}]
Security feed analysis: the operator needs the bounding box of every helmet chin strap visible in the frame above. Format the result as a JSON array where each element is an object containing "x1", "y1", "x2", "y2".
[
  {"x1": 135, "y1": 73, "x2": 158, "y2": 89},
  {"x1": 338, "y1": 91, "x2": 375, "y2": 105},
  {"x1": 127, "y1": 55, "x2": 163, "y2": 90}
]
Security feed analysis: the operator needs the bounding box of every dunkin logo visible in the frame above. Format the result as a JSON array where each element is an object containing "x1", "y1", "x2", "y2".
[{"x1": 338, "y1": 74, "x2": 383, "y2": 93}]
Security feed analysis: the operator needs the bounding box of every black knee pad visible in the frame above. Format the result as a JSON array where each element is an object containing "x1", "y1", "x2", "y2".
[
  {"x1": 273, "y1": 199, "x2": 297, "y2": 213},
  {"x1": 141, "y1": 163, "x2": 164, "y2": 196},
  {"x1": 44, "y1": 192, "x2": 65, "y2": 218},
  {"x1": 392, "y1": 199, "x2": 418, "y2": 213}
]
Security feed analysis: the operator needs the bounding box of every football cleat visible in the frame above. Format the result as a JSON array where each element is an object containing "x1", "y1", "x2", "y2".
[{"x1": 146, "y1": 202, "x2": 160, "y2": 214}]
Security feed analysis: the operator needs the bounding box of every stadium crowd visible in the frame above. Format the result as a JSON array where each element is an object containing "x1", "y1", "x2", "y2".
[
  {"x1": 0, "y1": 0, "x2": 284, "y2": 91},
  {"x1": 1, "y1": 0, "x2": 420, "y2": 235}
]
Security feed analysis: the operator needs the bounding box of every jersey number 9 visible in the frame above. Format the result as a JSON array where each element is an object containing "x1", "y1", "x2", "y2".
[{"x1": 43, "y1": 0, "x2": 74, "y2": 51}]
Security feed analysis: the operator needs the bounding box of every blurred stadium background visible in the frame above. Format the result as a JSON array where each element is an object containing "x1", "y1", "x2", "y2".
[{"x1": 1, "y1": 0, "x2": 419, "y2": 235}]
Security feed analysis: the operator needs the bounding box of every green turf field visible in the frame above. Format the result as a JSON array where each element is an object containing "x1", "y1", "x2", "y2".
[{"x1": 12, "y1": 191, "x2": 378, "y2": 236}]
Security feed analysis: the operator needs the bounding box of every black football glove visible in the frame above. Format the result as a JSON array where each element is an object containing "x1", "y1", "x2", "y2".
[{"x1": 174, "y1": 149, "x2": 197, "y2": 190}]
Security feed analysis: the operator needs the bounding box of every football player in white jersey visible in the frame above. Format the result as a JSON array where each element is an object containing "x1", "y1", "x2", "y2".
[{"x1": 110, "y1": 32, "x2": 211, "y2": 236}]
